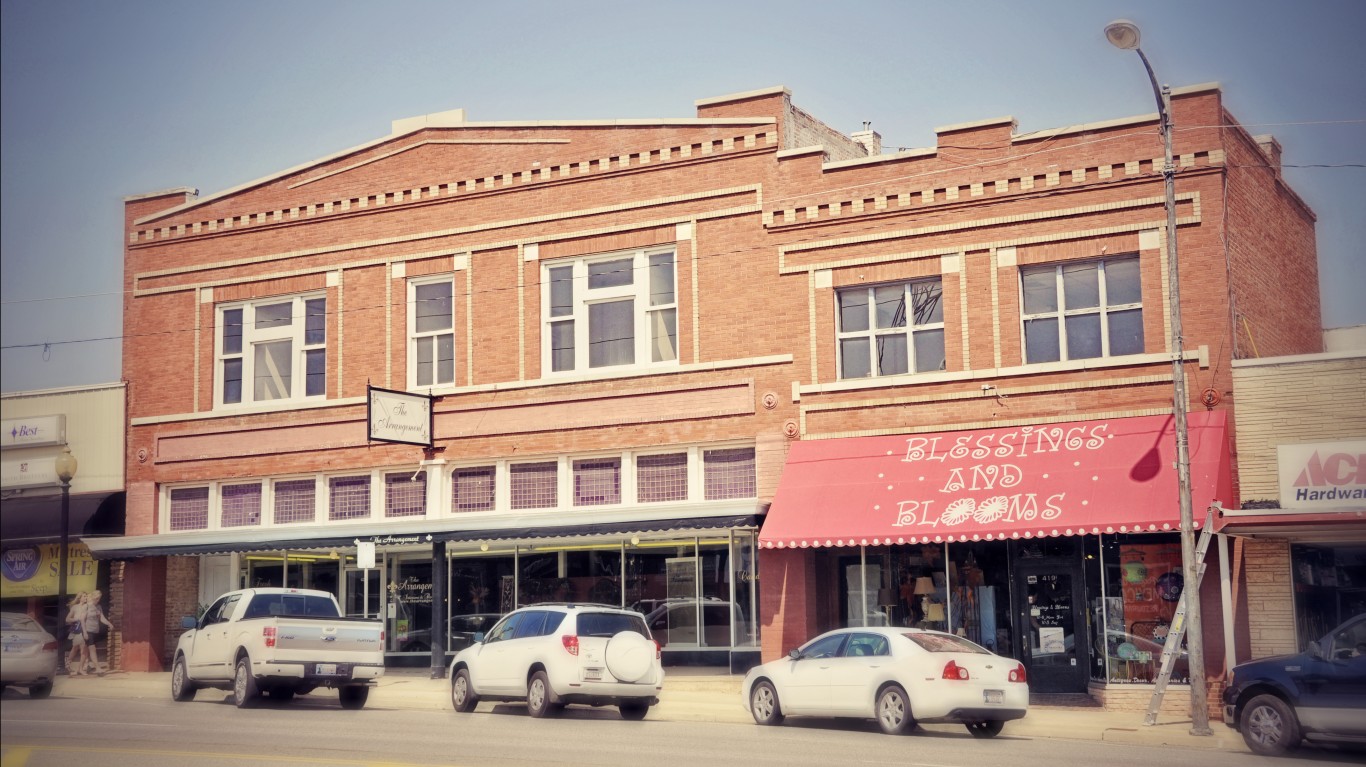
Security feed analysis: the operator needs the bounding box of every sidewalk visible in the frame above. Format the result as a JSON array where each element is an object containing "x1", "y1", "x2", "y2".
[{"x1": 51, "y1": 669, "x2": 1246, "y2": 753}]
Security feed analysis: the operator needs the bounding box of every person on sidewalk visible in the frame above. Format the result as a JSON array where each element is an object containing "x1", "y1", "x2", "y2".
[
  {"x1": 64, "y1": 593, "x2": 89, "y2": 674},
  {"x1": 80, "y1": 589, "x2": 114, "y2": 676}
]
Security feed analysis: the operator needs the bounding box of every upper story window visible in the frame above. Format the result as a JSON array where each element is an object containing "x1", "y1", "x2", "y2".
[
  {"x1": 837, "y1": 279, "x2": 945, "y2": 379},
  {"x1": 1021, "y1": 256, "x2": 1143, "y2": 364},
  {"x1": 542, "y1": 249, "x2": 678, "y2": 375},
  {"x1": 408, "y1": 278, "x2": 454, "y2": 388},
  {"x1": 217, "y1": 293, "x2": 326, "y2": 408}
]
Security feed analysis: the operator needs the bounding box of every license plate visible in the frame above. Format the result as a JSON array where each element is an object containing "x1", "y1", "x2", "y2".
[
  {"x1": 315, "y1": 663, "x2": 338, "y2": 676},
  {"x1": 584, "y1": 667, "x2": 602, "y2": 681},
  {"x1": 984, "y1": 689, "x2": 1003, "y2": 704}
]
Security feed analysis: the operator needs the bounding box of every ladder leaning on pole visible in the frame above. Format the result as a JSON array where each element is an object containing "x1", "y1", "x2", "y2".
[{"x1": 1143, "y1": 508, "x2": 1216, "y2": 726}]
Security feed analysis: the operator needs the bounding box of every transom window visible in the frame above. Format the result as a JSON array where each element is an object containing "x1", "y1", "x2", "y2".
[
  {"x1": 542, "y1": 249, "x2": 678, "y2": 375},
  {"x1": 217, "y1": 294, "x2": 326, "y2": 407},
  {"x1": 408, "y1": 278, "x2": 454, "y2": 388},
  {"x1": 1021, "y1": 256, "x2": 1143, "y2": 364},
  {"x1": 837, "y1": 279, "x2": 945, "y2": 379}
]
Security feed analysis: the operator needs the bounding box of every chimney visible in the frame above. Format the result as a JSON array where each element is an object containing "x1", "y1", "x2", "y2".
[
  {"x1": 851, "y1": 121, "x2": 882, "y2": 157},
  {"x1": 1253, "y1": 134, "x2": 1282, "y2": 177}
]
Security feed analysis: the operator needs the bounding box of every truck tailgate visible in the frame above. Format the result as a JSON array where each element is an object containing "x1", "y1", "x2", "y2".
[{"x1": 271, "y1": 620, "x2": 384, "y2": 661}]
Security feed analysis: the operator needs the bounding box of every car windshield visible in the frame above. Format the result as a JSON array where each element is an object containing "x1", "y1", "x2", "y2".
[
  {"x1": 904, "y1": 632, "x2": 990, "y2": 654},
  {"x1": 1, "y1": 614, "x2": 40, "y2": 631},
  {"x1": 576, "y1": 612, "x2": 648, "y2": 638}
]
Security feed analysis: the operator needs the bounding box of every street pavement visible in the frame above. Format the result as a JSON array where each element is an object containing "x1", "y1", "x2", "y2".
[{"x1": 49, "y1": 667, "x2": 1248, "y2": 753}]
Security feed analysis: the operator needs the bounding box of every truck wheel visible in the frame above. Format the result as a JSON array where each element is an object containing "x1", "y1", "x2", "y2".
[
  {"x1": 233, "y1": 658, "x2": 260, "y2": 708},
  {"x1": 339, "y1": 686, "x2": 369, "y2": 710},
  {"x1": 451, "y1": 668, "x2": 479, "y2": 713},
  {"x1": 171, "y1": 657, "x2": 197, "y2": 702},
  {"x1": 1240, "y1": 693, "x2": 1301, "y2": 755}
]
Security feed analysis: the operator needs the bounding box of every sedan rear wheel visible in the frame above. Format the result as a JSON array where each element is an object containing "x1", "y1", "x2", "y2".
[
  {"x1": 29, "y1": 681, "x2": 54, "y2": 699},
  {"x1": 749, "y1": 680, "x2": 784, "y2": 726},
  {"x1": 1241, "y1": 694, "x2": 1300, "y2": 756},
  {"x1": 966, "y1": 719, "x2": 1004, "y2": 738},
  {"x1": 876, "y1": 685, "x2": 914, "y2": 735}
]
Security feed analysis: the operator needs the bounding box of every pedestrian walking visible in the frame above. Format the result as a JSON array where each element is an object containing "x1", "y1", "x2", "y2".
[
  {"x1": 81, "y1": 589, "x2": 114, "y2": 675},
  {"x1": 64, "y1": 593, "x2": 88, "y2": 674}
]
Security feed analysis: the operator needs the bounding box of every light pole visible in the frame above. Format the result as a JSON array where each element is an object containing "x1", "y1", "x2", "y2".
[
  {"x1": 1105, "y1": 19, "x2": 1211, "y2": 736},
  {"x1": 54, "y1": 446, "x2": 78, "y2": 674}
]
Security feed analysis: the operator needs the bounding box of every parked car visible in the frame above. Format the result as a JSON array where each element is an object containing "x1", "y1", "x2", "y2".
[
  {"x1": 398, "y1": 613, "x2": 503, "y2": 654},
  {"x1": 1222, "y1": 613, "x2": 1366, "y2": 755},
  {"x1": 741, "y1": 627, "x2": 1029, "y2": 736},
  {"x1": 0, "y1": 612, "x2": 58, "y2": 698},
  {"x1": 171, "y1": 587, "x2": 384, "y2": 709},
  {"x1": 645, "y1": 599, "x2": 748, "y2": 647},
  {"x1": 448, "y1": 603, "x2": 663, "y2": 720}
]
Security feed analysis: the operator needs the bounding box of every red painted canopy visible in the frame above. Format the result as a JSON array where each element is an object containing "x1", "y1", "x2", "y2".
[{"x1": 760, "y1": 410, "x2": 1231, "y2": 549}]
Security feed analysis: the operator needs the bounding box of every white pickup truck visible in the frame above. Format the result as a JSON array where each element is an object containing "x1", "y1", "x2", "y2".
[{"x1": 171, "y1": 587, "x2": 385, "y2": 709}]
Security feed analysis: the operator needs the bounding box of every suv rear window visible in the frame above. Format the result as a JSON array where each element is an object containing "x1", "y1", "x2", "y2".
[{"x1": 576, "y1": 611, "x2": 648, "y2": 638}]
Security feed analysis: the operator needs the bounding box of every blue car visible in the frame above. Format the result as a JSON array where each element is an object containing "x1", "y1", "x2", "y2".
[{"x1": 1222, "y1": 613, "x2": 1366, "y2": 755}]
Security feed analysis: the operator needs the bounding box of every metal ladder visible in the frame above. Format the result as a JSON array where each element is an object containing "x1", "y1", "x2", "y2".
[{"x1": 1143, "y1": 508, "x2": 1215, "y2": 726}]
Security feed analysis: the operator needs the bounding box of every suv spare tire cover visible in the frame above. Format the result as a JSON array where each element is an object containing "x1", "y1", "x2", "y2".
[{"x1": 604, "y1": 631, "x2": 654, "y2": 683}]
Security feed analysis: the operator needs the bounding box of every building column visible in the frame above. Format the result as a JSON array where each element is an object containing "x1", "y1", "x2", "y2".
[
  {"x1": 430, "y1": 540, "x2": 447, "y2": 678},
  {"x1": 119, "y1": 556, "x2": 168, "y2": 671},
  {"x1": 758, "y1": 547, "x2": 818, "y2": 662}
]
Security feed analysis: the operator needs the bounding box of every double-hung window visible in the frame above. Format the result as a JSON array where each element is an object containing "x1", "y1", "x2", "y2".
[
  {"x1": 217, "y1": 294, "x2": 326, "y2": 407},
  {"x1": 542, "y1": 249, "x2": 678, "y2": 375},
  {"x1": 1021, "y1": 256, "x2": 1143, "y2": 364},
  {"x1": 408, "y1": 278, "x2": 454, "y2": 388},
  {"x1": 837, "y1": 279, "x2": 945, "y2": 379}
]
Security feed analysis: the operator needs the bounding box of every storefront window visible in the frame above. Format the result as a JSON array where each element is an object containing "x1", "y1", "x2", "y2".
[
  {"x1": 947, "y1": 542, "x2": 1012, "y2": 655},
  {"x1": 1292, "y1": 544, "x2": 1366, "y2": 648},
  {"x1": 1101, "y1": 533, "x2": 1189, "y2": 684}
]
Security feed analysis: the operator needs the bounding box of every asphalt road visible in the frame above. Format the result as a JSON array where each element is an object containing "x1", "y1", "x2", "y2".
[{"x1": 2, "y1": 689, "x2": 1360, "y2": 767}]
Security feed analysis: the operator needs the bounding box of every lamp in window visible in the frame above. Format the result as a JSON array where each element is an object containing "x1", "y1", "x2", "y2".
[{"x1": 912, "y1": 576, "x2": 937, "y2": 626}]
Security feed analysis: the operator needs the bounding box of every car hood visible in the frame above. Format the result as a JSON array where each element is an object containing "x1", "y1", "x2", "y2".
[{"x1": 1231, "y1": 651, "x2": 1308, "y2": 678}]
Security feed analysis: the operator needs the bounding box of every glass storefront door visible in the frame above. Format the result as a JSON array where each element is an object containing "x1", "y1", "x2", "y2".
[
  {"x1": 1015, "y1": 562, "x2": 1088, "y2": 693},
  {"x1": 344, "y1": 567, "x2": 382, "y2": 619}
]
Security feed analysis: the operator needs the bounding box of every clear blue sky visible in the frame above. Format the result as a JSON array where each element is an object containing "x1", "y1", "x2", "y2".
[{"x1": 3, "y1": 0, "x2": 1363, "y2": 392}]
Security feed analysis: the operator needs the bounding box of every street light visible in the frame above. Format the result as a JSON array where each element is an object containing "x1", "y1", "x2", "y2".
[
  {"x1": 54, "y1": 446, "x2": 78, "y2": 674},
  {"x1": 1105, "y1": 19, "x2": 1211, "y2": 736}
]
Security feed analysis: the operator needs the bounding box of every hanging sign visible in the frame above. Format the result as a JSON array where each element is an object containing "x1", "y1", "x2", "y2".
[{"x1": 367, "y1": 386, "x2": 433, "y2": 447}]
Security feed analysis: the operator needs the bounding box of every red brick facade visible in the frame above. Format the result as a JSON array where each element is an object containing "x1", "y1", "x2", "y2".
[{"x1": 112, "y1": 85, "x2": 1318, "y2": 694}]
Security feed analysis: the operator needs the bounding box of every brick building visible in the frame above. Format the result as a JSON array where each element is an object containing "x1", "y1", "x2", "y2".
[
  {"x1": 90, "y1": 84, "x2": 1323, "y2": 712},
  {"x1": 1218, "y1": 346, "x2": 1365, "y2": 664}
]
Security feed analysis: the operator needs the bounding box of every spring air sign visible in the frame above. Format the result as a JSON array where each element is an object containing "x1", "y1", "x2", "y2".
[
  {"x1": 1278, "y1": 440, "x2": 1366, "y2": 509},
  {"x1": 0, "y1": 544, "x2": 98, "y2": 598}
]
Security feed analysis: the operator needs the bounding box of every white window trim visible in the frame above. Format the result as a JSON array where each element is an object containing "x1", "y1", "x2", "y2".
[
  {"x1": 1019, "y1": 256, "x2": 1143, "y2": 364},
  {"x1": 156, "y1": 444, "x2": 757, "y2": 535},
  {"x1": 540, "y1": 247, "x2": 680, "y2": 378},
  {"x1": 214, "y1": 292, "x2": 327, "y2": 410},
  {"x1": 407, "y1": 275, "x2": 456, "y2": 389},
  {"x1": 835, "y1": 278, "x2": 945, "y2": 380}
]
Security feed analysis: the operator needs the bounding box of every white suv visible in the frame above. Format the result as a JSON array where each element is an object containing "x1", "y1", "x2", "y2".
[{"x1": 448, "y1": 604, "x2": 664, "y2": 720}]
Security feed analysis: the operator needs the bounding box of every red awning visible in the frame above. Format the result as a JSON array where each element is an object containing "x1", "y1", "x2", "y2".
[{"x1": 760, "y1": 411, "x2": 1231, "y2": 549}]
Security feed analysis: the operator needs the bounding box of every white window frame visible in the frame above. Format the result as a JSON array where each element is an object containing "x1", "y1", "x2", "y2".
[
  {"x1": 1019, "y1": 255, "x2": 1143, "y2": 364},
  {"x1": 215, "y1": 292, "x2": 327, "y2": 409},
  {"x1": 835, "y1": 278, "x2": 946, "y2": 380},
  {"x1": 540, "y1": 247, "x2": 679, "y2": 377},
  {"x1": 407, "y1": 275, "x2": 456, "y2": 389}
]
